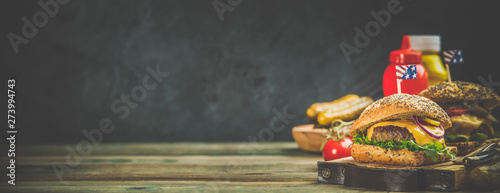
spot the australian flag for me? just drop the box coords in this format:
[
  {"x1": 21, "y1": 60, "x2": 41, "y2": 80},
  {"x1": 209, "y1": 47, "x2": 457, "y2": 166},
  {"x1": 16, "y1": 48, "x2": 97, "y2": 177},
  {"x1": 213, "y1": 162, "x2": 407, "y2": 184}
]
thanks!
[
  {"x1": 443, "y1": 49, "x2": 464, "y2": 65},
  {"x1": 396, "y1": 65, "x2": 417, "y2": 80}
]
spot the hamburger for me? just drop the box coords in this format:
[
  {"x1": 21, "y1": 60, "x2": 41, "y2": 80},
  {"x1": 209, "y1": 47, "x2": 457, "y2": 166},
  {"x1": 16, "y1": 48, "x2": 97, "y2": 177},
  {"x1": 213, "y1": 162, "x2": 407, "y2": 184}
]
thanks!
[
  {"x1": 419, "y1": 81, "x2": 500, "y2": 155},
  {"x1": 349, "y1": 94, "x2": 456, "y2": 166}
]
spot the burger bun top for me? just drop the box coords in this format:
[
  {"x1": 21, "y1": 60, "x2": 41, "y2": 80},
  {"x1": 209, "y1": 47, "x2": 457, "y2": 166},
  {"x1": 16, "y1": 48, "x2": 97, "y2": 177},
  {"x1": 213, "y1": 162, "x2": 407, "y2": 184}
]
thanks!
[{"x1": 349, "y1": 94, "x2": 452, "y2": 136}]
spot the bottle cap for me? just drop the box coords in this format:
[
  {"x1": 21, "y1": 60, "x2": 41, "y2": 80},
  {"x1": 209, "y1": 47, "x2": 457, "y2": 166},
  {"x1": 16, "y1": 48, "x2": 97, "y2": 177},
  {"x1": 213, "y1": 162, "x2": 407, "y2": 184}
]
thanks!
[
  {"x1": 408, "y1": 35, "x2": 441, "y2": 51},
  {"x1": 389, "y1": 35, "x2": 422, "y2": 64}
]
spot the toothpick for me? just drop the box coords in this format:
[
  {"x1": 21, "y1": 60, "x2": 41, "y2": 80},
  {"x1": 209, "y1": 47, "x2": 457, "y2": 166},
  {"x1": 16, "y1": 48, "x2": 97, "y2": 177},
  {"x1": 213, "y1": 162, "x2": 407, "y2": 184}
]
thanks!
[
  {"x1": 446, "y1": 63, "x2": 452, "y2": 82},
  {"x1": 397, "y1": 79, "x2": 402, "y2": 94}
]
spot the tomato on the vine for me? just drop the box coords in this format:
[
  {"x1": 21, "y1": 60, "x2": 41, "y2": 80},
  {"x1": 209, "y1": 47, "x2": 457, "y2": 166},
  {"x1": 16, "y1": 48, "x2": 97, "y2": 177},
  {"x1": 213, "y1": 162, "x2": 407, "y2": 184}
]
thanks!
[
  {"x1": 321, "y1": 119, "x2": 355, "y2": 161},
  {"x1": 322, "y1": 137, "x2": 353, "y2": 161}
]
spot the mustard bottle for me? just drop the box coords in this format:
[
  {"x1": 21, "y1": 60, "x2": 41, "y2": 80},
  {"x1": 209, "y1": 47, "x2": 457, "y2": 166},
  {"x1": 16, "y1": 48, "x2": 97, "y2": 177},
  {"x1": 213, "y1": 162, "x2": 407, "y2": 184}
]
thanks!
[{"x1": 409, "y1": 35, "x2": 448, "y2": 87}]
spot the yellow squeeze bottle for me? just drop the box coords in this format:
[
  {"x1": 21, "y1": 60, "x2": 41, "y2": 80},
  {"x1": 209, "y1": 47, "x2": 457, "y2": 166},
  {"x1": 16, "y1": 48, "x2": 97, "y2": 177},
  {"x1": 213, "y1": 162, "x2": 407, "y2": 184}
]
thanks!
[{"x1": 409, "y1": 35, "x2": 448, "y2": 87}]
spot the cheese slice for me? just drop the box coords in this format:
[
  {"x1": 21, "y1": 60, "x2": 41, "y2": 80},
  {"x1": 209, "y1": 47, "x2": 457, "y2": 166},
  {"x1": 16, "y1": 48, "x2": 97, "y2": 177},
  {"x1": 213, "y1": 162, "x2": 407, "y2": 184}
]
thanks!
[
  {"x1": 366, "y1": 119, "x2": 444, "y2": 146},
  {"x1": 446, "y1": 114, "x2": 484, "y2": 137}
]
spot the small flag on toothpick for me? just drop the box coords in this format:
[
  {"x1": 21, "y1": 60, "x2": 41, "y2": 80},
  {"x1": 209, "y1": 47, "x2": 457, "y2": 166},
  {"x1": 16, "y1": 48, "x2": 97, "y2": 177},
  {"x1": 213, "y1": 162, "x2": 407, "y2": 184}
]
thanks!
[
  {"x1": 395, "y1": 65, "x2": 417, "y2": 94},
  {"x1": 396, "y1": 65, "x2": 418, "y2": 80},
  {"x1": 443, "y1": 49, "x2": 464, "y2": 82},
  {"x1": 443, "y1": 49, "x2": 464, "y2": 65}
]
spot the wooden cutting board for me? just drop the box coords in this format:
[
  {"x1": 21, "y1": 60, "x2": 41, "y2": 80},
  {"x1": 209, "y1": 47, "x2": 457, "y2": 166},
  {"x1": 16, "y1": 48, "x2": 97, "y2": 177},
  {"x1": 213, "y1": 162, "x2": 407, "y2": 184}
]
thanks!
[{"x1": 317, "y1": 157, "x2": 469, "y2": 192}]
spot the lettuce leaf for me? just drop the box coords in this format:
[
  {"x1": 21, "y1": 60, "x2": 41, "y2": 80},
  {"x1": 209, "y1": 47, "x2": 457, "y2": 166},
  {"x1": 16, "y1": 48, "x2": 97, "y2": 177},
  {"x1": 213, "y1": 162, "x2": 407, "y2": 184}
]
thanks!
[{"x1": 352, "y1": 134, "x2": 455, "y2": 162}]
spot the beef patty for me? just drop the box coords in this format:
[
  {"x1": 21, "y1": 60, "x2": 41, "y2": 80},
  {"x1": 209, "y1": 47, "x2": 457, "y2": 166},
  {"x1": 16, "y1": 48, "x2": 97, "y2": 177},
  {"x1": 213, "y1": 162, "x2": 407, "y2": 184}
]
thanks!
[{"x1": 370, "y1": 125, "x2": 415, "y2": 143}]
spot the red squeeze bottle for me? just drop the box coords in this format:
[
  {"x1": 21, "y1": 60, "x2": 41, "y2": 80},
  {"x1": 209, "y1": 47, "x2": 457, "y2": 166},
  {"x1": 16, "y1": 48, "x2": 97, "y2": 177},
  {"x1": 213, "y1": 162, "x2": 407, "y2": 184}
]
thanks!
[{"x1": 383, "y1": 35, "x2": 428, "y2": 96}]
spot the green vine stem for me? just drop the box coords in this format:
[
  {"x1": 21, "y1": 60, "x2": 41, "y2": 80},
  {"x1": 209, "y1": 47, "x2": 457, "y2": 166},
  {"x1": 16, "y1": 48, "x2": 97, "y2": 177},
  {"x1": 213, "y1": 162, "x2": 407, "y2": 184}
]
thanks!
[{"x1": 320, "y1": 119, "x2": 356, "y2": 151}]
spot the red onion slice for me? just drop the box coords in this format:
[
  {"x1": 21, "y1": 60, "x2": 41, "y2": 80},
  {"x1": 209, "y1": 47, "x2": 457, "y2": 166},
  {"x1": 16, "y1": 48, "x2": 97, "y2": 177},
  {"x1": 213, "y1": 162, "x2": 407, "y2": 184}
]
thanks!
[{"x1": 412, "y1": 116, "x2": 444, "y2": 139}]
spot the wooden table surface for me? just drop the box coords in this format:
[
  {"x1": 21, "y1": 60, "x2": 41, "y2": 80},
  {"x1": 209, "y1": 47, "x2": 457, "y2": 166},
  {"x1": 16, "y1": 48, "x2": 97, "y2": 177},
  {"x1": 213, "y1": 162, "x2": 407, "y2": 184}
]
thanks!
[{"x1": 0, "y1": 142, "x2": 492, "y2": 193}]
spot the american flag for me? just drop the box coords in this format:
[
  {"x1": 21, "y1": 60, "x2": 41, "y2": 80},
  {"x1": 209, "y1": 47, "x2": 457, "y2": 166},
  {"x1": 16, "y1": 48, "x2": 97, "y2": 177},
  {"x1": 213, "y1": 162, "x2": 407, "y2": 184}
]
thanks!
[
  {"x1": 443, "y1": 49, "x2": 464, "y2": 65},
  {"x1": 396, "y1": 65, "x2": 417, "y2": 80}
]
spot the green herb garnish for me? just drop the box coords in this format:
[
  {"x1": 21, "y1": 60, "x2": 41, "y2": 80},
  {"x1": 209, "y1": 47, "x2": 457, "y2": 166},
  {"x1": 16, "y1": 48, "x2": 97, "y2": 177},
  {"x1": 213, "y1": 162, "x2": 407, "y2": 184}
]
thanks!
[{"x1": 352, "y1": 134, "x2": 455, "y2": 162}]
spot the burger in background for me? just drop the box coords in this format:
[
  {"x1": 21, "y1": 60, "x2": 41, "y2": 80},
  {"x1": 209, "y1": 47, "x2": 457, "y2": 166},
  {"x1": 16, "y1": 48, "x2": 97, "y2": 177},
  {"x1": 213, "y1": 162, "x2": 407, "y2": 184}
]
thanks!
[{"x1": 419, "y1": 81, "x2": 500, "y2": 155}]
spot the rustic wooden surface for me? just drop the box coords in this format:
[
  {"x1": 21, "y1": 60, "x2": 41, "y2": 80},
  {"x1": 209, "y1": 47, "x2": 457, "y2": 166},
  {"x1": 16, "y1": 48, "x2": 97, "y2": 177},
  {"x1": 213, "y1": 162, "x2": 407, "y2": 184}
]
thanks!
[{"x1": 0, "y1": 142, "x2": 495, "y2": 193}]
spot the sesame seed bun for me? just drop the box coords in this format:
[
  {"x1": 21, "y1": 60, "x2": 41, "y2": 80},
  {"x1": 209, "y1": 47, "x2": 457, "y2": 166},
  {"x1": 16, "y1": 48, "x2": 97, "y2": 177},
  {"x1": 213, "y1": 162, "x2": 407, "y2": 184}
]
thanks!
[
  {"x1": 419, "y1": 81, "x2": 500, "y2": 110},
  {"x1": 350, "y1": 144, "x2": 457, "y2": 166},
  {"x1": 348, "y1": 94, "x2": 452, "y2": 136}
]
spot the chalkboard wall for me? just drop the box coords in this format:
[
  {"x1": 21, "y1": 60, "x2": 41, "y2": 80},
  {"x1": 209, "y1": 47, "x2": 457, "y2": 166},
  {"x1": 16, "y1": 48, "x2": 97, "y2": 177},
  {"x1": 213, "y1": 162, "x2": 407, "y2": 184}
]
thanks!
[{"x1": 2, "y1": 0, "x2": 499, "y2": 143}]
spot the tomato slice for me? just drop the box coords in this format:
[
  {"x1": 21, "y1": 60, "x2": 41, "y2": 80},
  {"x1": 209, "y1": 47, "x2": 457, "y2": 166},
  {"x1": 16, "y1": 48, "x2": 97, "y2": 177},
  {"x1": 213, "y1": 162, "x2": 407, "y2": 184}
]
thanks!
[{"x1": 445, "y1": 109, "x2": 468, "y2": 116}]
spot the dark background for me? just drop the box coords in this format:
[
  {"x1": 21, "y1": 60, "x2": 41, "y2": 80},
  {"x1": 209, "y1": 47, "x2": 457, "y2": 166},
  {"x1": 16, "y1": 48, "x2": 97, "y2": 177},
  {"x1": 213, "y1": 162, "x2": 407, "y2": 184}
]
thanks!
[{"x1": 1, "y1": 0, "x2": 499, "y2": 144}]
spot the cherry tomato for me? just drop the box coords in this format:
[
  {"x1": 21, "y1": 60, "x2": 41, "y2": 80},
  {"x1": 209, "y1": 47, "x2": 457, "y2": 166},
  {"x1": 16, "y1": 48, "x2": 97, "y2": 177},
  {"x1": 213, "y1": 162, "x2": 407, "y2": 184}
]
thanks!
[
  {"x1": 445, "y1": 109, "x2": 468, "y2": 116},
  {"x1": 322, "y1": 137, "x2": 353, "y2": 161}
]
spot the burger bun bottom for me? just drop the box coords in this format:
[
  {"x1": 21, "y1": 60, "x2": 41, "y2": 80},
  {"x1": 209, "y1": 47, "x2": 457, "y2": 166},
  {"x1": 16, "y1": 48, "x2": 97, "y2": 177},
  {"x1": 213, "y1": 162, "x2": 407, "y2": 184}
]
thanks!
[{"x1": 351, "y1": 144, "x2": 457, "y2": 167}]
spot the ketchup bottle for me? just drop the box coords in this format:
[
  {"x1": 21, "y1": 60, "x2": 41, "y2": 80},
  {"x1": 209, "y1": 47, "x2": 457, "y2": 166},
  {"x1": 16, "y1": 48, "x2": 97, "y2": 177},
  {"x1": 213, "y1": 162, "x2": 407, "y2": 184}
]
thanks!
[{"x1": 383, "y1": 35, "x2": 428, "y2": 96}]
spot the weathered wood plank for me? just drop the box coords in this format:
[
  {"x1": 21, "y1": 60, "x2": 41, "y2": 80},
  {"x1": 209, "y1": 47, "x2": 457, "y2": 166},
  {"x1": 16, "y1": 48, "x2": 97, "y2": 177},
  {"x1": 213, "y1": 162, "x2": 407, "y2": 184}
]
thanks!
[
  {"x1": 12, "y1": 155, "x2": 320, "y2": 165},
  {"x1": 15, "y1": 163, "x2": 317, "y2": 181},
  {"x1": 9, "y1": 155, "x2": 319, "y2": 182},
  {"x1": 1, "y1": 180, "x2": 487, "y2": 193},
  {"x1": 0, "y1": 180, "x2": 397, "y2": 193},
  {"x1": 18, "y1": 142, "x2": 318, "y2": 156}
]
